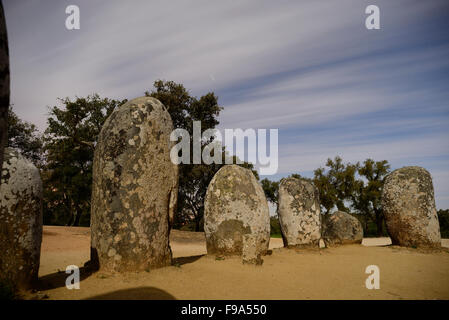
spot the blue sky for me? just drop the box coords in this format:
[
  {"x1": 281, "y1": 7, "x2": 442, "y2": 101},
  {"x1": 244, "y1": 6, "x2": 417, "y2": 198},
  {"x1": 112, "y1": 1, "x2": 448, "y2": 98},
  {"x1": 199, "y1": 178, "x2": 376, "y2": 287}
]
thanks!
[{"x1": 3, "y1": 0, "x2": 449, "y2": 208}]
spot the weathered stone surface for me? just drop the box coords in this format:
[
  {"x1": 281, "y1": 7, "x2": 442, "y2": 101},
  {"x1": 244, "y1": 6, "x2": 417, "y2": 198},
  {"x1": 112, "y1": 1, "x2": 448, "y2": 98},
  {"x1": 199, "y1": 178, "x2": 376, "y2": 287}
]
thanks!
[
  {"x1": 0, "y1": 148, "x2": 43, "y2": 290},
  {"x1": 382, "y1": 166, "x2": 440, "y2": 248},
  {"x1": 90, "y1": 96, "x2": 178, "y2": 272},
  {"x1": 204, "y1": 165, "x2": 270, "y2": 264},
  {"x1": 0, "y1": 3, "x2": 10, "y2": 177},
  {"x1": 278, "y1": 177, "x2": 321, "y2": 247},
  {"x1": 322, "y1": 211, "x2": 363, "y2": 246}
]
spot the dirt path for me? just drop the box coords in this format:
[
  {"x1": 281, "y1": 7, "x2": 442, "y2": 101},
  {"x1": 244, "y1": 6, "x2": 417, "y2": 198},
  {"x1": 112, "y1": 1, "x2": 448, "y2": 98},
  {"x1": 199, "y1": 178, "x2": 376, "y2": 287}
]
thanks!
[{"x1": 30, "y1": 226, "x2": 449, "y2": 300}]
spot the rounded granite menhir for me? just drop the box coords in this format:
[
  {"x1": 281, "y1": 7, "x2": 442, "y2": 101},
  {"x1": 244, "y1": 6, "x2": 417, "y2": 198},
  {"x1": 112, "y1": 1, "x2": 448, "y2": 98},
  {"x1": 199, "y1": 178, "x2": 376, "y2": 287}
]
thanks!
[
  {"x1": 90, "y1": 96, "x2": 178, "y2": 272},
  {"x1": 278, "y1": 177, "x2": 321, "y2": 247},
  {"x1": 0, "y1": 148, "x2": 43, "y2": 290},
  {"x1": 204, "y1": 165, "x2": 270, "y2": 264},
  {"x1": 382, "y1": 166, "x2": 440, "y2": 248},
  {"x1": 322, "y1": 211, "x2": 363, "y2": 246}
]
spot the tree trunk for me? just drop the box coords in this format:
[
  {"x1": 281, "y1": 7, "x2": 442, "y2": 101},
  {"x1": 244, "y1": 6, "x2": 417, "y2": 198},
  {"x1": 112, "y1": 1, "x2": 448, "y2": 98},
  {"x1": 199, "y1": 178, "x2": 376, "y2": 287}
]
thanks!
[
  {"x1": 73, "y1": 209, "x2": 81, "y2": 226},
  {"x1": 374, "y1": 209, "x2": 383, "y2": 237},
  {"x1": 364, "y1": 216, "x2": 369, "y2": 234},
  {"x1": 66, "y1": 212, "x2": 74, "y2": 226},
  {"x1": 194, "y1": 218, "x2": 200, "y2": 232}
]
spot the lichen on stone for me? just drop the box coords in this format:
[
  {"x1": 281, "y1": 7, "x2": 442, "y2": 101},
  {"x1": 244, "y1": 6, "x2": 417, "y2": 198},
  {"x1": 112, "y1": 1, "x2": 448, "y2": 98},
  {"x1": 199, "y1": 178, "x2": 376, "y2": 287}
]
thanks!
[
  {"x1": 0, "y1": 148, "x2": 43, "y2": 290},
  {"x1": 204, "y1": 165, "x2": 270, "y2": 264},
  {"x1": 322, "y1": 211, "x2": 363, "y2": 246},
  {"x1": 90, "y1": 97, "x2": 178, "y2": 272},
  {"x1": 382, "y1": 166, "x2": 440, "y2": 248},
  {"x1": 278, "y1": 177, "x2": 321, "y2": 247}
]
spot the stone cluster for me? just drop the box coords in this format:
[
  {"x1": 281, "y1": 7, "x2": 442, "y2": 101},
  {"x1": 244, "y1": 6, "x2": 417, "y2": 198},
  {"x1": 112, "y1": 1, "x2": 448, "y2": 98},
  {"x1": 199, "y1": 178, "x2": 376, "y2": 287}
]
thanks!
[{"x1": 0, "y1": 95, "x2": 443, "y2": 293}]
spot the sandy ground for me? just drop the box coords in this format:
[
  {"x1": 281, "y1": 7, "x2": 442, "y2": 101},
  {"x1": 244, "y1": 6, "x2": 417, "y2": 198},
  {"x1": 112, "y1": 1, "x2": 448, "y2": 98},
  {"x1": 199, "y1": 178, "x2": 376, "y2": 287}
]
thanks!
[{"x1": 27, "y1": 226, "x2": 449, "y2": 300}]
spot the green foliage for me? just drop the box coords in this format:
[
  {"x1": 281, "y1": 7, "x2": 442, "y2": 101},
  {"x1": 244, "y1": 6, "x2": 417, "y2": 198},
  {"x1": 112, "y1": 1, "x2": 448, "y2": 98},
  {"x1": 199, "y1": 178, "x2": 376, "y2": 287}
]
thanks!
[
  {"x1": 261, "y1": 156, "x2": 391, "y2": 237},
  {"x1": 310, "y1": 156, "x2": 390, "y2": 236},
  {"x1": 38, "y1": 81, "x2": 258, "y2": 229},
  {"x1": 261, "y1": 174, "x2": 302, "y2": 208},
  {"x1": 313, "y1": 156, "x2": 359, "y2": 213},
  {"x1": 352, "y1": 159, "x2": 390, "y2": 236},
  {"x1": 353, "y1": 213, "x2": 389, "y2": 237},
  {"x1": 147, "y1": 81, "x2": 222, "y2": 231},
  {"x1": 146, "y1": 80, "x2": 222, "y2": 133},
  {"x1": 270, "y1": 216, "x2": 282, "y2": 236},
  {"x1": 261, "y1": 178, "x2": 279, "y2": 206},
  {"x1": 42, "y1": 94, "x2": 126, "y2": 226},
  {"x1": 438, "y1": 209, "x2": 449, "y2": 238},
  {"x1": 147, "y1": 80, "x2": 257, "y2": 231},
  {"x1": 7, "y1": 107, "x2": 43, "y2": 166}
]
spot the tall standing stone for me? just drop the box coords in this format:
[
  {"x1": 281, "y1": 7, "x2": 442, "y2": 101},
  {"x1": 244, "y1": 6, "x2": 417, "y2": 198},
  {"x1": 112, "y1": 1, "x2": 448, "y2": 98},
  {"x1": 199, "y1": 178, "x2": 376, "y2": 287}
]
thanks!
[
  {"x1": 0, "y1": 148, "x2": 43, "y2": 290},
  {"x1": 322, "y1": 211, "x2": 363, "y2": 246},
  {"x1": 204, "y1": 165, "x2": 270, "y2": 264},
  {"x1": 382, "y1": 166, "x2": 440, "y2": 248},
  {"x1": 0, "y1": 2, "x2": 10, "y2": 177},
  {"x1": 278, "y1": 177, "x2": 321, "y2": 247},
  {"x1": 90, "y1": 97, "x2": 178, "y2": 272}
]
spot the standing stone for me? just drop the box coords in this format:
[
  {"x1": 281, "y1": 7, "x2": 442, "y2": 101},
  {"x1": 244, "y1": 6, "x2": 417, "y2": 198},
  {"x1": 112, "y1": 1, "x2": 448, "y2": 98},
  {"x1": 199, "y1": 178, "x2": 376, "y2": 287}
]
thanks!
[
  {"x1": 278, "y1": 177, "x2": 321, "y2": 247},
  {"x1": 90, "y1": 97, "x2": 178, "y2": 272},
  {"x1": 322, "y1": 211, "x2": 363, "y2": 246},
  {"x1": 0, "y1": 148, "x2": 43, "y2": 290},
  {"x1": 204, "y1": 165, "x2": 270, "y2": 264},
  {"x1": 0, "y1": 3, "x2": 10, "y2": 177},
  {"x1": 382, "y1": 166, "x2": 440, "y2": 248}
]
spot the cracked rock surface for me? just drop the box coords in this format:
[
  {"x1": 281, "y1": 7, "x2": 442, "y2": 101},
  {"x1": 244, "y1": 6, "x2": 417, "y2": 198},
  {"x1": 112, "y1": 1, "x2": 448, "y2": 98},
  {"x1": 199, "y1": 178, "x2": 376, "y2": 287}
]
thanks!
[
  {"x1": 90, "y1": 97, "x2": 178, "y2": 272},
  {"x1": 278, "y1": 177, "x2": 321, "y2": 247},
  {"x1": 382, "y1": 166, "x2": 440, "y2": 248},
  {"x1": 0, "y1": 148, "x2": 42, "y2": 290},
  {"x1": 204, "y1": 165, "x2": 270, "y2": 264}
]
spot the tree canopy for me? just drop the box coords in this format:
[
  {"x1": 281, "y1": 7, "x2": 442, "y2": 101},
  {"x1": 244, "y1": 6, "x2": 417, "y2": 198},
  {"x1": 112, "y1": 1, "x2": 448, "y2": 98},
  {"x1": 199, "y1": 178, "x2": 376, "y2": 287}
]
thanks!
[
  {"x1": 42, "y1": 94, "x2": 126, "y2": 226},
  {"x1": 7, "y1": 107, "x2": 43, "y2": 166},
  {"x1": 146, "y1": 80, "x2": 258, "y2": 231}
]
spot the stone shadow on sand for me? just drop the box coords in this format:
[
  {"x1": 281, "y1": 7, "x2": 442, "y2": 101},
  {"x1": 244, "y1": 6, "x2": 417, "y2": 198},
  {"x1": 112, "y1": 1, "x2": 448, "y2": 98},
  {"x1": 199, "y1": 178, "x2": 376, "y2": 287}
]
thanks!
[
  {"x1": 35, "y1": 255, "x2": 204, "y2": 291},
  {"x1": 85, "y1": 287, "x2": 176, "y2": 300},
  {"x1": 35, "y1": 265, "x2": 94, "y2": 291},
  {"x1": 172, "y1": 254, "x2": 204, "y2": 266}
]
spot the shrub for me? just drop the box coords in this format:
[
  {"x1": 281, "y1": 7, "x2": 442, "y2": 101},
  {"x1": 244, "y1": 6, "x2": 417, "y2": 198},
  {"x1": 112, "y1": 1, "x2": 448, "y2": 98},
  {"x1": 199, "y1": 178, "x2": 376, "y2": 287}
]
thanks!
[{"x1": 270, "y1": 216, "x2": 282, "y2": 237}]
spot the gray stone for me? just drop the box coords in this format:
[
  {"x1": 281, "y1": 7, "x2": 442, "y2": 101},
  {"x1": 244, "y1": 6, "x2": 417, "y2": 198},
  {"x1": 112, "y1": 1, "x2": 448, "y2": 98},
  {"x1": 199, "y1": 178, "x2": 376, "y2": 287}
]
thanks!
[
  {"x1": 0, "y1": 3, "x2": 10, "y2": 177},
  {"x1": 382, "y1": 166, "x2": 440, "y2": 248},
  {"x1": 90, "y1": 97, "x2": 178, "y2": 272},
  {"x1": 0, "y1": 148, "x2": 43, "y2": 290},
  {"x1": 204, "y1": 165, "x2": 270, "y2": 264},
  {"x1": 278, "y1": 177, "x2": 321, "y2": 247},
  {"x1": 322, "y1": 211, "x2": 363, "y2": 246}
]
